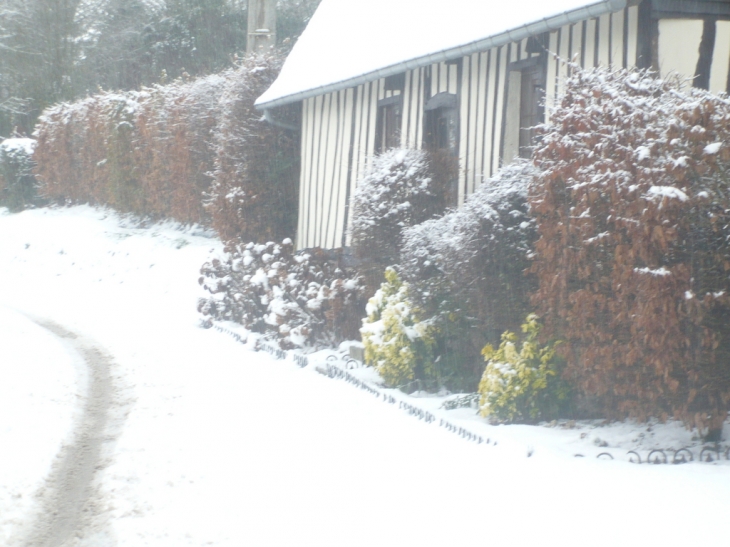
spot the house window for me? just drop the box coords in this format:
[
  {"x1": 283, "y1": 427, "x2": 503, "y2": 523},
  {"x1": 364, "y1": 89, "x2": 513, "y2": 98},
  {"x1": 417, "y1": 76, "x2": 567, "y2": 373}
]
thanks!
[
  {"x1": 502, "y1": 56, "x2": 546, "y2": 162},
  {"x1": 375, "y1": 95, "x2": 402, "y2": 153},
  {"x1": 423, "y1": 92, "x2": 459, "y2": 156},
  {"x1": 423, "y1": 92, "x2": 459, "y2": 207},
  {"x1": 518, "y1": 61, "x2": 545, "y2": 157},
  {"x1": 384, "y1": 73, "x2": 406, "y2": 92}
]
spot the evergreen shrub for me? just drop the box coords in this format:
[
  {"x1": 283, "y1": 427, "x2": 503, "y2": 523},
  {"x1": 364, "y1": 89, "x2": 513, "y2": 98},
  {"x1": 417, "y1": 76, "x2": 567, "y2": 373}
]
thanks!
[
  {"x1": 349, "y1": 148, "x2": 448, "y2": 293},
  {"x1": 360, "y1": 268, "x2": 437, "y2": 388},
  {"x1": 478, "y1": 314, "x2": 570, "y2": 423},
  {"x1": 0, "y1": 138, "x2": 40, "y2": 212},
  {"x1": 531, "y1": 66, "x2": 730, "y2": 435},
  {"x1": 198, "y1": 239, "x2": 366, "y2": 349},
  {"x1": 399, "y1": 161, "x2": 538, "y2": 390}
]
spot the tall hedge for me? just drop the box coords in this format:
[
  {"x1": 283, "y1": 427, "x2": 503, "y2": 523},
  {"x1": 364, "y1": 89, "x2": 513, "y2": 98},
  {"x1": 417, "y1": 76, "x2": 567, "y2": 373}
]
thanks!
[
  {"x1": 530, "y1": 67, "x2": 730, "y2": 434},
  {"x1": 134, "y1": 74, "x2": 226, "y2": 222},
  {"x1": 33, "y1": 54, "x2": 298, "y2": 239},
  {"x1": 207, "y1": 56, "x2": 300, "y2": 242},
  {"x1": 34, "y1": 76, "x2": 226, "y2": 221}
]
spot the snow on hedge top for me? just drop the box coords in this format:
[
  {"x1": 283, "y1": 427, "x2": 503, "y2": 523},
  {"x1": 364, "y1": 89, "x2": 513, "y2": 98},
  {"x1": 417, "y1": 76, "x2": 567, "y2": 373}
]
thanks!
[
  {"x1": 0, "y1": 138, "x2": 35, "y2": 156},
  {"x1": 257, "y1": 0, "x2": 619, "y2": 107}
]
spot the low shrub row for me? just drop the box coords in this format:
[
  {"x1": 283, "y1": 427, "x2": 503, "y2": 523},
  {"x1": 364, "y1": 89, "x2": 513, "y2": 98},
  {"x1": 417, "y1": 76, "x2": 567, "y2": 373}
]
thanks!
[
  {"x1": 191, "y1": 65, "x2": 729, "y2": 437},
  {"x1": 198, "y1": 239, "x2": 366, "y2": 349}
]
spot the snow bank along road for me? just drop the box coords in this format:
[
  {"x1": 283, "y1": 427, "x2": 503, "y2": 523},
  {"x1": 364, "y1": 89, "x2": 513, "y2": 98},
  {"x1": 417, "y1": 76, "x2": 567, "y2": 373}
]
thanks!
[{"x1": 1, "y1": 206, "x2": 729, "y2": 547}]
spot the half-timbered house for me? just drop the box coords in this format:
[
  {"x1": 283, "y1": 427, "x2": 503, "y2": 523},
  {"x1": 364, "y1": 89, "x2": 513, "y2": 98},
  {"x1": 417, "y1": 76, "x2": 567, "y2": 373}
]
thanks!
[{"x1": 256, "y1": 0, "x2": 730, "y2": 250}]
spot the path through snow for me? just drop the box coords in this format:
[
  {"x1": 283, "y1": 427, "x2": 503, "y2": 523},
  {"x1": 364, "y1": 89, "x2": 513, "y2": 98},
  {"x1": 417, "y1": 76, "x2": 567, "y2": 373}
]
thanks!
[{"x1": 21, "y1": 320, "x2": 119, "y2": 547}]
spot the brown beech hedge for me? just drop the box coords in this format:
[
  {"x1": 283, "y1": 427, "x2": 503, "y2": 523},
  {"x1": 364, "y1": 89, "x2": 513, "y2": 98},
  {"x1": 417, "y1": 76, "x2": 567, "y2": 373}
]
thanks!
[
  {"x1": 530, "y1": 67, "x2": 730, "y2": 435},
  {"x1": 33, "y1": 54, "x2": 298, "y2": 241},
  {"x1": 34, "y1": 75, "x2": 224, "y2": 221}
]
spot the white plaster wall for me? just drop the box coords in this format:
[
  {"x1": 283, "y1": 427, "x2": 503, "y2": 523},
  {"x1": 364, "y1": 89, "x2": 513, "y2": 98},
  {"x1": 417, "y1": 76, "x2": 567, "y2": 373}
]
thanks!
[
  {"x1": 658, "y1": 19, "x2": 704, "y2": 86},
  {"x1": 710, "y1": 21, "x2": 730, "y2": 94},
  {"x1": 502, "y1": 70, "x2": 522, "y2": 164}
]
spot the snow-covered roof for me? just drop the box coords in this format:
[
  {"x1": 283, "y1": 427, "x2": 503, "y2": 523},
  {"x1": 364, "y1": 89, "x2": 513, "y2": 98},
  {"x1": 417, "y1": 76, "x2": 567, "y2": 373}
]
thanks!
[{"x1": 256, "y1": 0, "x2": 626, "y2": 109}]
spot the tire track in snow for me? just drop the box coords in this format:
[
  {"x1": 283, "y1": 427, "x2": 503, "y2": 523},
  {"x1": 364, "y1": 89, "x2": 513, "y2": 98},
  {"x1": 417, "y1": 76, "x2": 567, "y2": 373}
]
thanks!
[{"x1": 22, "y1": 321, "x2": 117, "y2": 547}]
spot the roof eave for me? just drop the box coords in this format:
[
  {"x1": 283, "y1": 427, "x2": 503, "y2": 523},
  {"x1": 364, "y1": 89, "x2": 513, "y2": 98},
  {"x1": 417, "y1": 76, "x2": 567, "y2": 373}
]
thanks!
[{"x1": 255, "y1": 0, "x2": 627, "y2": 110}]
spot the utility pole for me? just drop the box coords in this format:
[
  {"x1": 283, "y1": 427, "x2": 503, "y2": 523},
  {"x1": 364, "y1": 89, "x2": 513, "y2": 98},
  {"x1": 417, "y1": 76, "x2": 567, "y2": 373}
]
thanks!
[{"x1": 247, "y1": 0, "x2": 277, "y2": 54}]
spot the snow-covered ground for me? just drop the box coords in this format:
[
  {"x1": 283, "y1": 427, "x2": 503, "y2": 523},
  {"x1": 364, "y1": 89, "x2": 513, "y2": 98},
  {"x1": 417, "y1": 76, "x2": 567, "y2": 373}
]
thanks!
[
  {"x1": 0, "y1": 307, "x2": 86, "y2": 545},
  {"x1": 1, "y1": 205, "x2": 729, "y2": 546}
]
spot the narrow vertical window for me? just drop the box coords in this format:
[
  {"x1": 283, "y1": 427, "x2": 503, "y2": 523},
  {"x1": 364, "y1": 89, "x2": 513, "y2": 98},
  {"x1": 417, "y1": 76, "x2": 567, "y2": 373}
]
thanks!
[
  {"x1": 502, "y1": 55, "x2": 546, "y2": 163},
  {"x1": 518, "y1": 61, "x2": 545, "y2": 158},
  {"x1": 375, "y1": 96, "x2": 402, "y2": 153},
  {"x1": 423, "y1": 92, "x2": 459, "y2": 156},
  {"x1": 423, "y1": 92, "x2": 459, "y2": 206}
]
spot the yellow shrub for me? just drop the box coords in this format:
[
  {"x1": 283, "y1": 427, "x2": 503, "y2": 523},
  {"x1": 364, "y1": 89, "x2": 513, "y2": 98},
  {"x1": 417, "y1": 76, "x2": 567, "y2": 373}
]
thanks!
[
  {"x1": 361, "y1": 268, "x2": 437, "y2": 388},
  {"x1": 478, "y1": 314, "x2": 569, "y2": 423}
]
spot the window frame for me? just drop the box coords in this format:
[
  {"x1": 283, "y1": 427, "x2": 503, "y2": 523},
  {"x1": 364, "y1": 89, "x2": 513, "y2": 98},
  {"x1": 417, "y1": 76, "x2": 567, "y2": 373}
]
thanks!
[
  {"x1": 423, "y1": 91, "x2": 459, "y2": 157},
  {"x1": 375, "y1": 94, "x2": 403, "y2": 154},
  {"x1": 501, "y1": 54, "x2": 547, "y2": 163}
]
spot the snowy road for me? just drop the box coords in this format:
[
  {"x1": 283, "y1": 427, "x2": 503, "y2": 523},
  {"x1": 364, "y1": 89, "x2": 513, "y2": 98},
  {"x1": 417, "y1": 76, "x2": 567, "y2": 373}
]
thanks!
[
  {"x1": 1, "y1": 206, "x2": 729, "y2": 547},
  {"x1": 0, "y1": 309, "x2": 86, "y2": 546},
  {"x1": 21, "y1": 320, "x2": 117, "y2": 547}
]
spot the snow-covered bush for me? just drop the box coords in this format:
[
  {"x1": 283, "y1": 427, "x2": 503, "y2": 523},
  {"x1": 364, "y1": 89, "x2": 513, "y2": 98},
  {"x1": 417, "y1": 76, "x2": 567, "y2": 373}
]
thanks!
[
  {"x1": 198, "y1": 239, "x2": 366, "y2": 349},
  {"x1": 479, "y1": 314, "x2": 569, "y2": 423},
  {"x1": 399, "y1": 161, "x2": 538, "y2": 390},
  {"x1": 207, "y1": 54, "x2": 299, "y2": 242},
  {"x1": 531, "y1": 66, "x2": 730, "y2": 435},
  {"x1": 360, "y1": 268, "x2": 437, "y2": 388},
  {"x1": 0, "y1": 138, "x2": 39, "y2": 212},
  {"x1": 350, "y1": 148, "x2": 447, "y2": 291}
]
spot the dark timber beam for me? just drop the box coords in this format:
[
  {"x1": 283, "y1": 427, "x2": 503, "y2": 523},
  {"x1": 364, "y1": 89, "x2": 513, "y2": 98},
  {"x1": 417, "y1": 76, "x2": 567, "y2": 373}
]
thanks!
[
  {"x1": 694, "y1": 17, "x2": 718, "y2": 90},
  {"x1": 636, "y1": 0, "x2": 659, "y2": 70}
]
